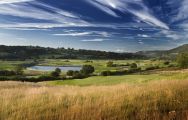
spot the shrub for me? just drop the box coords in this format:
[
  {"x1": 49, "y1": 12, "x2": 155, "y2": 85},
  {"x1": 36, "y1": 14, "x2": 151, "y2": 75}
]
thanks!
[
  {"x1": 84, "y1": 60, "x2": 93, "y2": 63},
  {"x1": 72, "y1": 71, "x2": 85, "y2": 79},
  {"x1": 38, "y1": 75, "x2": 57, "y2": 81},
  {"x1": 164, "y1": 61, "x2": 170, "y2": 65},
  {"x1": 51, "y1": 68, "x2": 61, "y2": 78},
  {"x1": 101, "y1": 71, "x2": 112, "y2": 76},
  {"x1": 67, "y1": 70, "x2": 87, "y2": 79},
  {"x1": 100, "y1": 68, "x2": 142, "y2": 76},
  {"x1": 80, "y1": 65, "x2": 95, "y2": 75},
  {"x1": 130, "y1": 63, "x2": 137, "y2": 69},
  {"x1": 106, "y1": 61, "x2": 114, "y2": 67},
  {"x1": 15, "y1": 65, "x2": 24, "y2": 75},
  {"x1": 127, "y1": 67, "x2": 141, "y2": 73},
  {"x1": 64, "y1": 60, "x2": 70, "y2": 62},
  {"x1": 145, "y1": 66, "x2": 159, "y2": 71},
  {"x1": 0, "y1": 70, "x2": 17, "y2": 76},
  {"x1": 67, "y1": 70, "x2": 74, "y2": 76},
  {"x1": 177, "y1": 53, "x2": 188, "y2": 68},
  {"x1": 55, "y1": 68, "x2": 61, "y2": 74}
]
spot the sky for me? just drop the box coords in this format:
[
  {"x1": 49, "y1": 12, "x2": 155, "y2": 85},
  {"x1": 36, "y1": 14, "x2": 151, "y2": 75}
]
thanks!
[{"x1": 0, "y1": 0, "x2": 188, "y2": 52}]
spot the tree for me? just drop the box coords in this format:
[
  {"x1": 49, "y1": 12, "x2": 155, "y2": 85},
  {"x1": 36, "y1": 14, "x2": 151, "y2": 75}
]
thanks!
[
  {"x1": 55, "y1": 68, "x2": 61, "y2": 74},
  {"x1": 80, "y1": 65, "x2": 95, "y2": 75},
  {"x1": 130, "y1": 63, "x2": 137, "y2": 69},
  {"x1": 51, "y1": 68, "x2": 61, "y2": 77},
  {"x1": 177, "y1": 53, "x2": 188, "y2": 68},
  {"x1": 101, "y1": 71, "x2": 111, "y2": 76},
  {"x1": 67, "y1": 70, "x2": 74, "y2": 76},
  {"x1": 106, "y1": 61, "x2": 114, "y2": 67},
  {"x1": 15, "y1": 65, "x2": 24, "y2": 75},
  {"x1": 164, "y1": 61, "x2": 170, "y2": 65}
]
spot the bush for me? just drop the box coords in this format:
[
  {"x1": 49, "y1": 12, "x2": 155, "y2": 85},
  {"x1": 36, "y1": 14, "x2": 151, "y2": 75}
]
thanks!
[
  {"x1": 130, "y1": 63, "x2": 137, "y2": 69},
  {"x1": 67, "y1": 70, "x2": 74, "y2": 76},
  {"x1": 80, "y1": 65, "x2": 95, "y2": 75},
  {"x1": 55, "y1": 68, "x2": 61, "y2": 74},
  {"x1": 73, "y1": 72, "x2": 85, "y2": 79},
  {"x1": 15, "y1": 65, "x2": 24, "y2": 75},
  {"x1": 164, "y1": 61, "x2": 170, "y2": 65},
  {"x1": 51, "y1": 68, "x2": 61, "y2": 77},
  {"x1": 145, "y1": 66, "x2": 159, "y2": 71},
  {"x1": 38, "y1": 75, "x2": 57, "y2": 81},
  {"x1": 106, "y1": 61, "x2": 114, "y2": 67},
  {"x1": 64, "y1": 60, "x2": 70, "y2": 62},
  {"x1": 100, "y1": 68, "x2": 142, "y2": 76},
  {"x1": 0, "y1": 75, "x2": 62, "y2": 82},
  {"x1": 101, "y1": 71, "x2": 112, "y2": 76},
  {"x1": 66, "y1": 70, "x2": 86, "y2": 79},
  {"x1": 177, "y1": 53, "x2": 188, "y2": 68},
  {"x1": 84, "y1": 60, "x2": 93, "y2": 63},
  {"x1": 127, "y1": 68, "x2": 141, "y2": 73},
  {"x1": 0, "y1": 70, "x2": 17, "y2": 76}
]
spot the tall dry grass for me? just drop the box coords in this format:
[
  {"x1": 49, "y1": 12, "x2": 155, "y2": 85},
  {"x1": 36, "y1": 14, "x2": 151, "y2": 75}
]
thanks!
[{"x1": 0, "y1": 80, "x2": 188, "y2": 120}]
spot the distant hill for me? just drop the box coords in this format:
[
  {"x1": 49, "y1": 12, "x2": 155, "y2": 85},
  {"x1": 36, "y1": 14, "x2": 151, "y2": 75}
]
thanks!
[
  {"x1": 137, "y1": 44, "x2": 188, "y2": 59},
  {"x1": 1, "y1": 44, "x2": 187, "y2": 60},
  {"x1": 0, "y1": 45, "x2": 145, "y2": 60},
  {"x1": 168, "y1": 44, "x2": 188, "y2": 53}
]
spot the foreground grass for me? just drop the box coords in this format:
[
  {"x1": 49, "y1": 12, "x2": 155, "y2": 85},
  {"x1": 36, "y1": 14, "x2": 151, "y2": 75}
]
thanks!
[
  {"x1": 0, "y1": 80, "x2": 188, "y2": 120},
  {"x1": 48, "y1": 70, "x2": 188, "y2": 86}
]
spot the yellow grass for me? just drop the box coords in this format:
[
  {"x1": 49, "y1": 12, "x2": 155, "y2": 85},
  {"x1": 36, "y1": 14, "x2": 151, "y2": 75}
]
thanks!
[{"x1": 0, "y1": 80, "x2": 188, "y2": 120}]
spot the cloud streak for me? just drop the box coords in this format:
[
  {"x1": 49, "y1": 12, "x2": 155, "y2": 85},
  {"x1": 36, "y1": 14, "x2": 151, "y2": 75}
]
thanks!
[
  {"x1": 0, "y1": 0, "x2": 33, "y2": 4},
  {"x1": 81, "y1": 39, "x2": 106, "y2": 42},
  {"x1": 53, "y1": 31, "x2": 111, "y2": 37},
  {"x1": 86, "y1": 0, "x2": 169, "y2": 29},
  {"x1": 0, "y1": 1, "x2": 89, "y2": 29}
]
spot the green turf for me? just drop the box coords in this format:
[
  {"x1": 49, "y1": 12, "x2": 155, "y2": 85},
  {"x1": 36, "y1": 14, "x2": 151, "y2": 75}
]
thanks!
[
  {"x1": 48, "y1": 71, "x2": 188, "y2": 86},
  {"x1": 0, "y1": 61, "x2": 26, "y2": 70},
  {"x1": 40, "y1": 59, "x2": 173, "y2": 73}
]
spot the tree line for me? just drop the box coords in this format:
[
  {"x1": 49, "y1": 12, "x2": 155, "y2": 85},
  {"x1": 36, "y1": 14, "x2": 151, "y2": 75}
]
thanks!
[{"x1": 0, "y1": 45, "x2": 146, "y2": 60}]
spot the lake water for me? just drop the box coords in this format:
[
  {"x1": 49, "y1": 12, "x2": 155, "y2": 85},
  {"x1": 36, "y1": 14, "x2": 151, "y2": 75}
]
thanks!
[{"x1": 27, "y1": 66, "x2": 82, "y2": 71}]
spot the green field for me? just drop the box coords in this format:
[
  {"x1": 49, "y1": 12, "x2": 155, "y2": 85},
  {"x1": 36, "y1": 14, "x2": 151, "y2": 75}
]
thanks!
[
  {"x1": 0, "y1": 59, "x2": 187, "y2": 120},
  {"x1": 47, "y1": 70, "x2": 188, "y2": 86},
  {"x1": 0, "y1": 59, "x2": 177, "y2": 79},
  {"x1": 0, "y1": 61, "x2": 25, "y2": 70},
  {"x1": 40, "y1": 59, "x2": 170, "y2": 73}
]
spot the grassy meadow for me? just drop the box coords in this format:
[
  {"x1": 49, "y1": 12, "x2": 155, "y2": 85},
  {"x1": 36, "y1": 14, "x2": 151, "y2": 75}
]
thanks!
[
  {"x1": 0, "y1": 59, "x2": 188, "y2": 120},
  {"x1": 48, "y1": 70, "x2": 188, "y2": 86},
  {"x1": 0, "y1": 80, "x2": 188, "y2": 120}
]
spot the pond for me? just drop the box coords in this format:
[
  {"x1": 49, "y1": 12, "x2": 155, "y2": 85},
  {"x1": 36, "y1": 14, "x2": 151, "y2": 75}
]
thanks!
[{"x1": 27, "y1": 66, "x2": 82, "y2": 72}]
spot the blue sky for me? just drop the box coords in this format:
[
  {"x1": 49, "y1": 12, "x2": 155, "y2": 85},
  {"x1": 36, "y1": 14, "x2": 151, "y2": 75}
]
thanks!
[{"x1": 0, "y1": 0, "x2": 188, "y2": 52}]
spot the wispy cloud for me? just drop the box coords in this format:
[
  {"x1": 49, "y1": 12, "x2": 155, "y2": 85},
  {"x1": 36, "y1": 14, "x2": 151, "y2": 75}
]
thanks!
[
  {"x1": 86, "y1": 0, "x2": 119, "y2": 17},
  {"x1": 86, "y1": 0, "x2": 169, "y2": 29},
  {"x1": 54, "y1": 32, "x2": 92, "y2": 37},
  {"x1": 160, "y1": 30, "x2": 182, "y2": 40},
  {"x1": 81, "y1": 39, "x2": 106, "y2": 42},
  {"x1": 53, "y1": 31, "x2": 111, "y2": 37},
  {"x1": 171, "y1": 0, "x2": 188, "y2": 23},
  {"x1": 0, "y1": 0, "x2": 33, "y2": 4},
  {"x1": 0, "y1": 0, "x2": 170, "y2": 31},
  {"x1": 137, "y1": 34, "x2": 149, "y2": 38},
  {"x1": 0, "y1": 1, "x2": 89, "y2": 29}
]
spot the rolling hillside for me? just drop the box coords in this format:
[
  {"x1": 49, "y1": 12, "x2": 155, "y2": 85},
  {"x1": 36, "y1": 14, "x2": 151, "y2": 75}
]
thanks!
[
  {"x1": 0, "y1": 45, "x2": 145, "y2": 60},
  {"x1": 137, "y1": 44, "x2": 188, "y2": 58}
]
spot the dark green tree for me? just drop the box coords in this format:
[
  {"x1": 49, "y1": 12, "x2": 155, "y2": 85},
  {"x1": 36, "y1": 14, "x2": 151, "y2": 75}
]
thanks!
[
  {"x1": 51, "y1": 68, "x2": 61, "y2": 77},
  {"x1": 130, "y1": 63, "x2": 137, "y2": 69},
  {"x1": 67, "y1": 70, "x2": 74, "y2": 76},
  {"x1": 177, "y1": 53, "x2": 188, "y2": 68},
  {"x1": 80, "y1": 65, "x2": 95, "y2": 75},
  {"x1": 106, "y1": 61, "x2": 114, "y2": 67}
]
